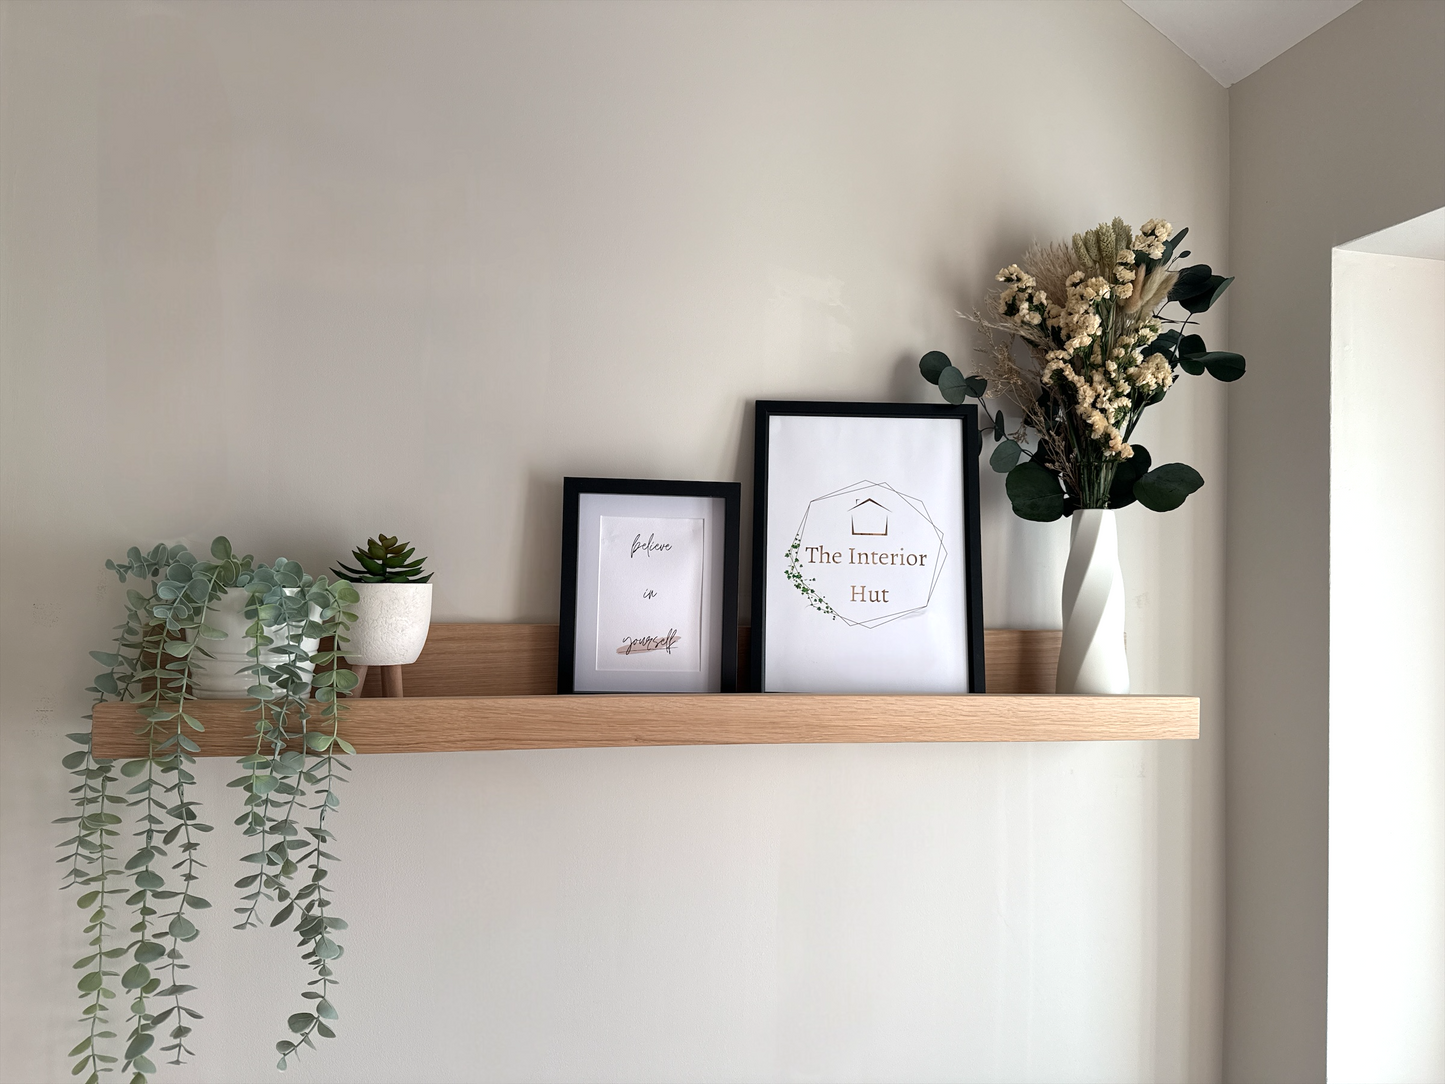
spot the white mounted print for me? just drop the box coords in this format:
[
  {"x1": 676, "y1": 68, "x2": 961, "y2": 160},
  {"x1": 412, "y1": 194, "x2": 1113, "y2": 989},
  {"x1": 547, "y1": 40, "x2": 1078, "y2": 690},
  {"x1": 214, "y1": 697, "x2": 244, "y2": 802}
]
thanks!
[
  {"x1": 595, "y1": 515, "x2": 704, "y2": 672},
  {"x1": 752, "y1": 403, "x2": 985, "y2": 694}
]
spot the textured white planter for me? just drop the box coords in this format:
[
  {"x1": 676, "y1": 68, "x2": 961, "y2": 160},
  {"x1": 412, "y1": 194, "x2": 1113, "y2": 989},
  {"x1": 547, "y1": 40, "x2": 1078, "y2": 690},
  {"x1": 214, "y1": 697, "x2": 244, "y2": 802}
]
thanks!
[
  {"x1": 188, "y1": 587, "x2": 319, "y2": 699},
  {"x1": 1056, "y1": 509, "x2": 1130, "y2": 695},
  {"x1": 343, "y1": 582, "x2": 432, "y2": 666}
]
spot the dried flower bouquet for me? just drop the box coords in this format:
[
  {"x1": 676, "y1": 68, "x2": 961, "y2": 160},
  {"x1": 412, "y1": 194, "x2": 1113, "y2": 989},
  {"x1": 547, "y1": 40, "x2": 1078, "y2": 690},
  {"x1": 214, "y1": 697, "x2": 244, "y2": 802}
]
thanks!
[{"x1": 920, "y1": 218, "x2": 1244, "y2": 520}]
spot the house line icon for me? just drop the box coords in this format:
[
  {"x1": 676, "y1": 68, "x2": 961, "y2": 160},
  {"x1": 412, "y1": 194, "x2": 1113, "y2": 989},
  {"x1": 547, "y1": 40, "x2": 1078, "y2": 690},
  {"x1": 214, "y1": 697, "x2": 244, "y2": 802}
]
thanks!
[{"x1": 850, "y1": 497, "x2": 889, "y2": 536}]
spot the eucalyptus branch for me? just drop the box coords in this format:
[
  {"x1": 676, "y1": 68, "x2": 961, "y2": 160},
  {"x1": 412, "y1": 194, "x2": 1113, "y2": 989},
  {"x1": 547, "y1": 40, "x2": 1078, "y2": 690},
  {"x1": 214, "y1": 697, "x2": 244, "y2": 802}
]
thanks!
[{"x1": 274, "y1": 577, "x2": 358, "y2": 1072}]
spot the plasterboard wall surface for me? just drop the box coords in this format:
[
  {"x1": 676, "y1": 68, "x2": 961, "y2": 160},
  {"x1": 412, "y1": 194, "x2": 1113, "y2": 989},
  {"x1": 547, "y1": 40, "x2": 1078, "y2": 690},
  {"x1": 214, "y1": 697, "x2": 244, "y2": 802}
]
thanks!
[
  {"x1": 0, "y1": 2, "x2": 1227, "y2": 1081},
  {"x1": 1225, "y1": 1, "x2": 1445, "y2": 1080}
]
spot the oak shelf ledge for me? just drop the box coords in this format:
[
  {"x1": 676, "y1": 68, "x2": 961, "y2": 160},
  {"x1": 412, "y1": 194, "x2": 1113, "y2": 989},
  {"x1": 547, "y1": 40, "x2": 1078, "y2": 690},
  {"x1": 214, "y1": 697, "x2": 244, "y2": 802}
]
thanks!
[
  {"x1": 90, "y1": 623, "x2": 1198, "y2": 756},
  {"x1": 91, "y1": 692, "x2": 1197, "y2": 757}
]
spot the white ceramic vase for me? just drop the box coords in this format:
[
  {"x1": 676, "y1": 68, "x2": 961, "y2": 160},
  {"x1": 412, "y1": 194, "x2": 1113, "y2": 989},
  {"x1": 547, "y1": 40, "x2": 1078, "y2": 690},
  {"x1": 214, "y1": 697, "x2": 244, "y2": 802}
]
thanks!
[
  {"x1": 187, "y1": 587, "x2": 320, "y2": 699},
  {"x1": 343, "y1": 582, "x2": 433, "y2": 666},
  {"x1": 1056, "y1": 509, "x2": 1130, "y2": 695}
]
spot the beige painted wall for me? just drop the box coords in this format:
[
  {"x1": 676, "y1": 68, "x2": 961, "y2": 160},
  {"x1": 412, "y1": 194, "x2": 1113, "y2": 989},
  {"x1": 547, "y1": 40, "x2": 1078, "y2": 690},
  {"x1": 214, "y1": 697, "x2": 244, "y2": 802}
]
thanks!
[
  {"x1": 1225, "y1": 3, "x2": 1445, "y2": 1081},
  {"x1": 1, "y1": 2, "x2": 1229, "y2": 1081}
]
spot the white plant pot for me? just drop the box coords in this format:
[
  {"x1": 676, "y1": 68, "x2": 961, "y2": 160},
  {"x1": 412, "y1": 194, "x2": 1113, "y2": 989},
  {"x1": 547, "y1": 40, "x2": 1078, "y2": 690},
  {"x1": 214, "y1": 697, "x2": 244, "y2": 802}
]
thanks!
[
  {"x1": 343, "y1": 582, "x2": 432, "y2": 666},
  {"x1": 1056, "y1": 509, "x2": 1130, "y2": 695},
  {"x1": 187, "y1": 586, "x2": 320, "y2": 699}
]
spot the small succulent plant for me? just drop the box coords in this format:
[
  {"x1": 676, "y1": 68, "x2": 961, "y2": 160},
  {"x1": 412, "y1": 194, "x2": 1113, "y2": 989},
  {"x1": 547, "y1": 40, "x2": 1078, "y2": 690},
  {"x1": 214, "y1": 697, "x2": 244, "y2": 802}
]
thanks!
[{"x1": 332, "y1": 534, "x2": 432, "y2": 583}]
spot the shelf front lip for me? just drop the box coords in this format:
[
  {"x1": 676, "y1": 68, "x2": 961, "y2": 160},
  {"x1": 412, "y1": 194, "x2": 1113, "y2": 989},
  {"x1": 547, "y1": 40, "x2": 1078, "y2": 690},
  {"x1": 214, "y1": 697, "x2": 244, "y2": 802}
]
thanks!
[{"x1": 91, "y1": 694, "x2": 1199, "y2": 757}]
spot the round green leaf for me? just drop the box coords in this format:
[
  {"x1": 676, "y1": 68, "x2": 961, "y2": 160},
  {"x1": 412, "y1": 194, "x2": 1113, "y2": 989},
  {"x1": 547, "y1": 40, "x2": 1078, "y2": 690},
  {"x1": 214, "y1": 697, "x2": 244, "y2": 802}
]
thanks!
[
  {"x1": 989, "y1": 438, "x2": 1022, "y2": 474},
  {"x1": 937, "y1": 366, "x2": 969, "y2": 405},
  {"x1": 121, "y1": 963, "x2": 150, "y2": 990},
  {"x1": 210, "y1": 537, "x2": 232, "y2": 561},
  {"x1": 1005, "y1": 459, "x2": 1067, "y2": 522},
  {"x1": 919, "y1": 350, "x2": 950, "y2": 385},
  {"x1": 1202, "y1": 351, "x2": 1246, "y2": 381},
  {"x1": 1134, "y1": 462, "x2": 1205, "y2": 512},
  {"x1": 1180, "y1": 275, "x2": 1234, "y2": 314},
  {"x1": 123, "y1": 1032, "x2": 153, "y2": 1060},
  {"x1": 1108, "y1": 445, "x2": 1152, "y2": 509}
]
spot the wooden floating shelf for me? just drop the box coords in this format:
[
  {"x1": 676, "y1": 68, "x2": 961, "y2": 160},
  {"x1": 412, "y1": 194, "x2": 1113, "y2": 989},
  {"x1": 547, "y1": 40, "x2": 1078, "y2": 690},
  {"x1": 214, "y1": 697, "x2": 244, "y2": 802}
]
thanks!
[{"x1": 91, "y1": 624, "x2": 1199, "y2": 758}]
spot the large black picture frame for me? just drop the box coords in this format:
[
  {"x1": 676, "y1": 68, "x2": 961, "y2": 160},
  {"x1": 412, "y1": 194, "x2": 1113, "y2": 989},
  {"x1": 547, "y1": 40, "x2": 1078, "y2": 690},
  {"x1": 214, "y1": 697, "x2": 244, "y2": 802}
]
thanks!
[
  {"x1": 559, "y1": 477, "x2": 741, "y2": 694},
  {"x1": 750, "y1": 401, "x2": 985, "y2": 693}
]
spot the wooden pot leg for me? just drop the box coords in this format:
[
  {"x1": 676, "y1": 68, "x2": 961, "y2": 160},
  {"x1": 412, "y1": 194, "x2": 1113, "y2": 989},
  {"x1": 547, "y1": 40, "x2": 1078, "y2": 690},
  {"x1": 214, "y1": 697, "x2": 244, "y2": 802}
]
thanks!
[
  {"x1": 348, "y1": 664, "x2": 369, "y2": 697},
  {"x1": 380, "y1": 665, "x2": 404, "y2": 698}
]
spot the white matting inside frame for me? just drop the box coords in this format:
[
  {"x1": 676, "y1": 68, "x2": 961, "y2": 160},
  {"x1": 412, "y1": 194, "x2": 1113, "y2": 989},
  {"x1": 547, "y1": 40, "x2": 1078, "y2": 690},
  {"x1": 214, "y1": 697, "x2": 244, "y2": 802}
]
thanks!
[
  {"x1": 763, "y1": 413, "x2": 970, "y2": 693},
  {"x1": 572, "y1": 491, "x2": 728, "y2": 693}
]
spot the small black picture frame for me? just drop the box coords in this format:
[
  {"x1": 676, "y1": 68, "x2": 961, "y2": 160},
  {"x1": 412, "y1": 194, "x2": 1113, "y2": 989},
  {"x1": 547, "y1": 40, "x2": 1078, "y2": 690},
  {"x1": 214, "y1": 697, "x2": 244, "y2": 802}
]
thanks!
[
  {"x1": 750, "y1": 401, "x2": 985, "y2": 693},
  {"x1": 559, "y1": 477, "x2": 740, "y2": 694}
]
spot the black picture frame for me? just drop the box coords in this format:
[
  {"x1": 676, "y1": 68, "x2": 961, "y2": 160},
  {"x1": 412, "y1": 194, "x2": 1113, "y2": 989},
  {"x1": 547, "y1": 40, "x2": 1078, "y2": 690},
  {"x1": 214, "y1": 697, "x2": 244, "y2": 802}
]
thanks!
[
  {"x1": 559, "y1": 477, "x2": 741, "y2": 694},
  {"x1": 750, "y1": 401, "x2": 985, "y2": 693}
]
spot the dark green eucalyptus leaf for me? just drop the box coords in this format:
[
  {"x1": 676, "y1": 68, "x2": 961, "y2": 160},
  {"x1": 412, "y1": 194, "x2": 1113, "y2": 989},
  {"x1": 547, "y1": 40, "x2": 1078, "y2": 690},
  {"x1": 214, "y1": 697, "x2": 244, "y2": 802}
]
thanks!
[
  {"x1": 1179, "y1": 275, "x2": 1233, "y2": 313},
  {"x1": 1108, "y1": 446, "x2": 1152, "y2": 509},
  {"x1": 936, "y1": 366, "x2": 969, "y2": 405},
  {"x1": 1179, "y1": 334, "x2": 1205, "y2": 356},
  {"x1": 1202, "y1": 350, "x2": 1246, "y2": 381},
  {"x1": 1169, "y1": 263, "x2": 1211, "y2": 301},
  {"x1": 1134, "y1": 462, "x2": 1205, "y2": 512},
  {"x1": 1005, "y1": 459, "x2": 1067, "y2": 522},
  {"x1": 989, "y1": 438, "x2": 1021, "y2": 474},
  {"x1": 992, "y1": 411, "x2": 1006, "y2": 441}
]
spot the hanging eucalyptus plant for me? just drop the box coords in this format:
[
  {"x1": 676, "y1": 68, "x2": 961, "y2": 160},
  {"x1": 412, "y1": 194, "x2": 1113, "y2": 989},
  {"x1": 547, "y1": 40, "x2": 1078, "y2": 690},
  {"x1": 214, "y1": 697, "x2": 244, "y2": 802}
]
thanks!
[{"x1": 59, "y1": 538, "x2": 360, "y2": 1081}]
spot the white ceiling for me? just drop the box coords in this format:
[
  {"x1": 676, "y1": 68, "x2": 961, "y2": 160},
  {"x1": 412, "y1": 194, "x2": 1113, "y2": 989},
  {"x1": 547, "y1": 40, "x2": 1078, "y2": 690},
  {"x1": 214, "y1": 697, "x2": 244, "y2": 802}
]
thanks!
[{"x1": 1123, "y1": 0, "x2": 1362, "y2": 87}]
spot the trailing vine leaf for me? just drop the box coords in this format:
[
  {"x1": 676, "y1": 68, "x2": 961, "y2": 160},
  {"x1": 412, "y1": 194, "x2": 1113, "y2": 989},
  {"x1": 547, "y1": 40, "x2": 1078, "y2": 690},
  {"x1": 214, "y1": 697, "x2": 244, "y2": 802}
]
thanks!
[{"x1": 269, "y1": 577, "x2": 357, "y2": 1071}]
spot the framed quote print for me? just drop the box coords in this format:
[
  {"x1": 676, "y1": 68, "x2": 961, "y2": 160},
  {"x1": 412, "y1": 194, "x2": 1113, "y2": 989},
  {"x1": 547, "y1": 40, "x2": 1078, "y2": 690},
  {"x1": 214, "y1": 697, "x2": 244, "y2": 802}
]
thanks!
[
  {"x1": 750, "y1": 402, "x2": 985, "y2": 693},
  {"x1": 559, "y1": 478, "x2": 740, "y2": 694}
]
